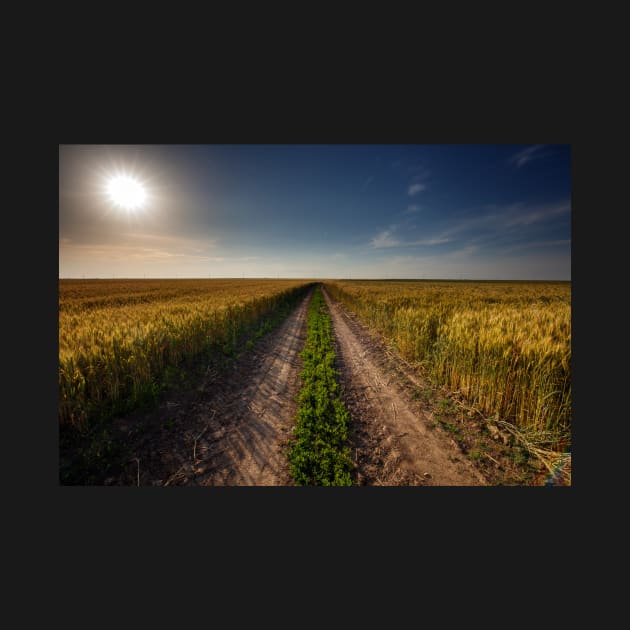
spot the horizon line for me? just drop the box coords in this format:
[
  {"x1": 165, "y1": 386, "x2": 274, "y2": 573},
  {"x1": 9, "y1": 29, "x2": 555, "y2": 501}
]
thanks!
[{"x1": 58, "y1": 276, "x2": 571, "y2": 282}]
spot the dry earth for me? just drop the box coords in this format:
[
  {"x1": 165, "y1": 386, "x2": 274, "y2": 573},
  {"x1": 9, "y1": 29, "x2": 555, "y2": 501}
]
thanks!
[
  {"x1": 322, "y1": 287, "x2": 487, "y2": 486},
  {"x1": 103, "y1": 290, "x2": 312, "y2": 486}
]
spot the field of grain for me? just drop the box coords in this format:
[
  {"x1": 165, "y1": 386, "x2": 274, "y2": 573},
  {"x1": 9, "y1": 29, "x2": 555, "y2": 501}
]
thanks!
[
  {"x1": 59, "y1": 279, "x2": 313, "y2": 429},
  {"x1": 325, "y1": 280, "x2": 571, "y2": 450}
]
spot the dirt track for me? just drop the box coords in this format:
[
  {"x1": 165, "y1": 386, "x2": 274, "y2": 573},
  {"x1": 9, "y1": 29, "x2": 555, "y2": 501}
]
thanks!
[
  {"x1": 323, "y1": 287, "x2": 487, "y2": 486},
  {"x1": 180, "y1": 290, "x2": 312, "y2": 485},
  {"x1": 106, "y1": 285, "x2": 489, "y2": 486},
  {"x1": 191, "y1": 298, "x2": 308, "y2": 486},
  {"x1": 110, "y1": 291, "x2": 311, "y2": 486}
]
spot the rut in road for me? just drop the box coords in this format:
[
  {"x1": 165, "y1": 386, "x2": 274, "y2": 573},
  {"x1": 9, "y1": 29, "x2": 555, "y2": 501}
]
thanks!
[
  {"x1": 118, "y1": 289, "x2": 313, "y2": 487},
  {"x1": 323, "y1": 287, "x2": 487, "y2": 486},
  {"x1": 183, "y1": 290, "x2": 313, "y2": 485}
]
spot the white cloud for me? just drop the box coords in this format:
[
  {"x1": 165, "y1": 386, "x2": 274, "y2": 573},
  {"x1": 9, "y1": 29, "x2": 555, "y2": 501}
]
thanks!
[
  {"x1": 404, "y1": 204, "x2": 420, "y2": 214},
  {"x1": 413, "y1": 237, "x2": 451, "y2": 246},
  {"x1": 408, "y1": 183, "x2": 426, "y2": 196},
  {"x1": 432, "y1": 201, "x2": 570, "y2": 242},
  {"x1": 59, "y1": 242, "x2": 223, "y2": 264},
  {"x1": 371, "y1": 229, "x2": 400, "y2": 248},
  {"x1": 509, "y1": 145, "x2": 545, "y2": 168},
  {"x1": 367, "y1": 199, "x2": 569, "y2": 257},
  {"x1": 504, "y1": 201, "x2": 570, "y2": 227},
  {"x1": 370, "y1": 225, "x2": 451, "y2": 249},
  {"x1": 451, "y1": 244, "x2": 479, "y2": 257},
  {"x1": 59, "y1": 232, "x2": 221, "y2": 265}
]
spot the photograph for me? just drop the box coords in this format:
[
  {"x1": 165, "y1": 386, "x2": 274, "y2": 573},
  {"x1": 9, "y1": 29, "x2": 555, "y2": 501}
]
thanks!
[{"x1": 58, "y1": 144, "x2": 571, "y2": 486}]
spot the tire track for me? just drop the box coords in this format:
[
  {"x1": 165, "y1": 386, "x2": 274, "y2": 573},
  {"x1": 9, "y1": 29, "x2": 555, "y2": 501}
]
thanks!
[
  {"x1": 111, "y1": 290, "x2": 313, "y2": 486},
  {"x1": 323, "y1": 287, "x2": 486, "y2": 486},
  {"x1": 187, "y1": 290, "x2": 312, "y2": 485}
]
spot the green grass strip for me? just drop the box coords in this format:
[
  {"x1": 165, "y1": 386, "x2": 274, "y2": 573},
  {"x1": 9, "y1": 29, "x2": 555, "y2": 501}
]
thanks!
[{"x1": 288, "y1": 286, "x2": 353, "y2": 485}]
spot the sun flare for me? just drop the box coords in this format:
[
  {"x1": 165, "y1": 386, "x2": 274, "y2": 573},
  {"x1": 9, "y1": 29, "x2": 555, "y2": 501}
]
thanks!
[{"x1": 106, "y1": 175, "x2": 147, "y2": 211}]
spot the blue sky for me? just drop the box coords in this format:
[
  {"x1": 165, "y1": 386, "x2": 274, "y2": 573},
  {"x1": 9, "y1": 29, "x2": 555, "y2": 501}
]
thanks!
[{"x1": 59, "y1": 144, "x2": 571, "y2": 279}]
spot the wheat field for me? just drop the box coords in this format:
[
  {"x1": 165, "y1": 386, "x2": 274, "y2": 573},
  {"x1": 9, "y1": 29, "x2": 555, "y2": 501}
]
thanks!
[
  {"x1": 325, "y1": 280, "x2": 571, "y2": 450},
  {"x1": 59, "y1": 279, "x2": 312, "y2": 428}
]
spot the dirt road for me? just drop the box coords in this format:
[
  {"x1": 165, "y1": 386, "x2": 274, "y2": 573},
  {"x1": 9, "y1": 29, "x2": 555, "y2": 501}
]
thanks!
[
  {"x1": 112, "y1": 290, "x2": 312, "y2": 486},
  {"x1": 104, "y1": 284, "x2": 489, "y2": 486},
  {"x1": 323, "y1": 287, "x2": 487, "y2": 486},
  {"x1": 181, "y1": 290, "x2": 313, "y2": 485}
]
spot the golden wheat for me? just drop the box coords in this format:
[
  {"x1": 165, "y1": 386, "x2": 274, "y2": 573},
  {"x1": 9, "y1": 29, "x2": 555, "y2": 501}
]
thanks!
[
  {"x1": 325, "y1": 280, "x2": 571, "y2": 449},
  {"x1": 59, "y1": 279, "x2": 312, "y2": 429}
]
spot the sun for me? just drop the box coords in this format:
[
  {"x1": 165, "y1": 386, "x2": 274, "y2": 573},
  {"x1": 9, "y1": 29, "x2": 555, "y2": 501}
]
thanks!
[{"x1": 105, "y1": 174, "x2": 147, "y2": 211}]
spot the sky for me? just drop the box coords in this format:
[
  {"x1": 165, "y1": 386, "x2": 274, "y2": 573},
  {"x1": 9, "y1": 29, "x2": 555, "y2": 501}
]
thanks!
[{"x1": 59, "y1": 144, "x2": 571, "y2": 280}]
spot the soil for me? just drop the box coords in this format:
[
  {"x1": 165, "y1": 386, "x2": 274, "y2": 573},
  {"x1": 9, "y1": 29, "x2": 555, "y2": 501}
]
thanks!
[
  {"x1": 323, "y1": 287, "x2": 487, "y2": 485},
  {"x1": 322, "y1": 287, "x2": 551, "y2": 486},
  {"x1": 97, "y1": 290, "x2": 312, "y2": 486}
]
